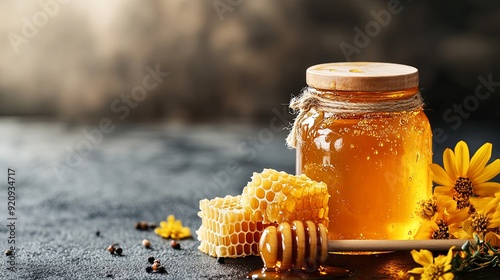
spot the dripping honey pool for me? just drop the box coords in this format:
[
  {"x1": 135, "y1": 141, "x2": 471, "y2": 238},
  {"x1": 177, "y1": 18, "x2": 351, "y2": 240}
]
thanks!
[{"x1": 247, "y1": 266, "x2": 350, "y2": 280}]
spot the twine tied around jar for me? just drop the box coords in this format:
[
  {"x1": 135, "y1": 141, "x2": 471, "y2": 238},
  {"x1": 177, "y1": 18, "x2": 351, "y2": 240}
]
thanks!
[{"x1": 286, "y1": 87, "x2": 424, "y2": 149}]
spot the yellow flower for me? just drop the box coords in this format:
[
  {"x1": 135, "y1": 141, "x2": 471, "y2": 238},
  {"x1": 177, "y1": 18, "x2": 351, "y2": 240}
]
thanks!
[
  {"x1": 409, "y1": 246, "x2": 455, "y2": 280},
  {"x1": 416, "y1": 195, "x2": 456, "y2": 220},
  {"x1": 414, "y1": 207, "x2": 469, "y2": 240},
  {"x1": 431, "y1": 141, "x2": 500, "y2": 210},
  {"x1": 463, "y1": 196, "x2": 500, "y2": 247},
  {"x1": 416, "y1": 196, "x2": 438, "y2": 220},
  {"x1": 154, "y1": 215, "x2": 192, "y2": 239}
]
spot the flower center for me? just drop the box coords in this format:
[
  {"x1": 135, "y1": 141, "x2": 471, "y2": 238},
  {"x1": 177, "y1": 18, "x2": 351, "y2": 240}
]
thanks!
[
  {"x1": 471, "y1": 213, "x2": 490, "y2": 235},
  {"x1": 453, "y1": 177, "x2": 473, "y2": 209},
  {"x1": 417, "y1": 197, "x2": 438, "y2": 220},
  {"x1": 468, "y1": 204, "x2": 476, "y2": 215},
  {"x1": 432, "y1": 219, "x2": 450, "y2": 239},
  {"x1": 421, "y1": 263, "x2": 445, "y2": 280}
]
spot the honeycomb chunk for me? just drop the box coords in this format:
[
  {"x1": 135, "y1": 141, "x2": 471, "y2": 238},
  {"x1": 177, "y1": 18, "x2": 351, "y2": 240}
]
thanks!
[
  {"x1": 241, "y1": 169, "x2": 329, "y2": 226},
  {"x1": 197, "y1": 169, "x2": 330, "y2": 258},
  {"x1": 197, "y1": 195, "x2": 263, "y2": 258}
]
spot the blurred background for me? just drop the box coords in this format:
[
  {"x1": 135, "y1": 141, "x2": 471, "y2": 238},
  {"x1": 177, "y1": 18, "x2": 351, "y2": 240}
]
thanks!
[{"x1": 1, "y1": 0, "x2": 499, "y2": 125}]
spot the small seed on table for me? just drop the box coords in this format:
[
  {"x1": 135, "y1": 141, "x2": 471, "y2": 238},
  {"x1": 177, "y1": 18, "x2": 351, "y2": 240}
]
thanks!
[
  {"x1": 115, "y1": 247, "x2": 123, "y2": 255},
  {"x1": 106, "y1": 245, "x2": 115, "y2": 254},
  {"x1": 171, "y1": 240, "x2": 181, "y2": 249},
  {"x1": 152, "y1": 262, "x2": 160, "y2": 271}
]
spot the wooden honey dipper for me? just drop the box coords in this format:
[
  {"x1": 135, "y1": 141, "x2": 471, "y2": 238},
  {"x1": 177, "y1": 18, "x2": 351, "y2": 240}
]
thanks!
[
  {"x1": 259, "y1": 220, "x2": 471, "y2": 270},
  {"x1": 259, "y1": 220, "x2": 328, "y2": 270}
]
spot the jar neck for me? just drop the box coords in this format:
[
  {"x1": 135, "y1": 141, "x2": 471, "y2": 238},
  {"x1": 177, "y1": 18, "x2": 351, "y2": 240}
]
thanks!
[
  {"x1": 307, "y1": 86, "x2": 421, "y2": 103},
  {"x1": 286, "y1": 86, "x2": 422, "y2": 149},
  {"x1": 294, "y1": 86, "x2": 423, "y2": 116}
]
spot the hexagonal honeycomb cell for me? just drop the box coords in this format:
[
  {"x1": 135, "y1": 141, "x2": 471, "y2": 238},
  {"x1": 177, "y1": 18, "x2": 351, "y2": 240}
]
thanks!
[
  {"x1": 197, "y1": 169, "x2": 329, "y2": 258},
  {"x1": 241, "y1": 169, "x2": 329, "y2": 226},
  {"x1": 197, "y1": 195, "x2": 264, "y2": 258}
]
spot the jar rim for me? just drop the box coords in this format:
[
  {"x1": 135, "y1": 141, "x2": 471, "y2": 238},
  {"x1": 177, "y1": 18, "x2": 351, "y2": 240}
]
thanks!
[{"x1": 306, "y1": 62, "x2": 418, "y2": 92}]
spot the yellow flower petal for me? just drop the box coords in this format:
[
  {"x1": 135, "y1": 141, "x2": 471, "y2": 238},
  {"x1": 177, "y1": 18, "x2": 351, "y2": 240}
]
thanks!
[
  {"x1": 468, "y1": 142, "x2": 492, "y2": 179},
  {"x1": 435, "y1": 195, "x2": 457, "y2": 212},
  {"x1": 473, "y1": 159, "x2": 500, "y2": 184},
  {"x1": 414, "y1": 218, "x2": 438, "y2": 239},
  {"x1": 434, "y1": 186, "x2": 454, "y2": 196},
  {"x1": 445, "y1": 246, "x2": 455, "y2": 264},
  {"x1": 462, "y1": 219, "x2": 474, "y2": 236},
  {"x1": 485, "y1": 232, "x2": 500, "y2": 248},
  {"x1": 490, "y1": 220, "x2": 500, "y2": 228},
  {"x1": 443, "y1": 148, "x2": 458, "y2": 181},
  {"x1": 452, "y1": 228, "x2": 471, "y2": 239},
  {"x1": 454, "y1": 141, "x2": 470, "y2": 177},
  {"x1": 446, "y1": 208, "x2": 469, "y2": 225},
  {"x1": 408, "y1": 267, "x2": 424, "y2": 274},
  {"x1": 470, "y1": 196, "x2": 495, "y2": 211},
  {"x1": 411, "y1": 249, "x2": 433, "y2": 266},
  {"x1": 430, "y1": 164, "x2": 453, "y2": 186},
  {"x1": 443, "y1": 271, "x2": 455, "y2": 280},
  {"x1": 490, "y1": 214, "x2": 500, "y2": 223},
  {"x1": 434, "y1": 255, "x2": 447, "y2": 265},
  {"x1": 483, "y1": 197, "x2": 500, "y2": 214},
  {"x1": 160, "y1": 221, "x2": 169, "y2": 228},
  {"x1": 493, "y1": 209, "x2": 500, "y2": 219},
  {"x1": 473, "y1": 182, "x2": 500, "y2": 197}
]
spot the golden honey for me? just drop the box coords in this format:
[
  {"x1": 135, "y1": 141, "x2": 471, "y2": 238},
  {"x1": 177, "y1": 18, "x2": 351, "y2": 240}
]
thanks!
[{"x1": 291, "y1": 62, "x2": 432, "y2": 241}]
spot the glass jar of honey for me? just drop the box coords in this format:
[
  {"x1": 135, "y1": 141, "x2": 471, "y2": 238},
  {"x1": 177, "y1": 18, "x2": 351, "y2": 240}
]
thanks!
[{"x1": 287, "y1": 62, "x2": 432, "y2": 241}]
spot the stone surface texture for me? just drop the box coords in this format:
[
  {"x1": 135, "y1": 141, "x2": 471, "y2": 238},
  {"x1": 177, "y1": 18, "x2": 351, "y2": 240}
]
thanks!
[{"x1": 0, "y1": 118, "x2": 499, "y2": 279}]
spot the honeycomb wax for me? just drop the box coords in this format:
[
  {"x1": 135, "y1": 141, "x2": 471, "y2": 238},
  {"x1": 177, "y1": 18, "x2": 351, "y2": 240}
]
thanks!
[
  {"x1": 241, "y1": 168, "x2": 329, "y2": 226},
  {"x1": 197, "y1": 195, "x2": 262, "y2": 258}
]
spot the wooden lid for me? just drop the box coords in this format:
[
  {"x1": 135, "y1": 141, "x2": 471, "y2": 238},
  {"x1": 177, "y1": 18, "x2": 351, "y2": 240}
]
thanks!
[{"x1": 306, "y1": 62, "x2": 418, "y2": 91}]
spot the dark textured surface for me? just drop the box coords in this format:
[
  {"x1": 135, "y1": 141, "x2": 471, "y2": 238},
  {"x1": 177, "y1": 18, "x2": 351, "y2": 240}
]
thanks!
[{"x1": 0, "y1": 118, "x2": 499, "y2": 279}]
